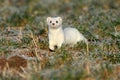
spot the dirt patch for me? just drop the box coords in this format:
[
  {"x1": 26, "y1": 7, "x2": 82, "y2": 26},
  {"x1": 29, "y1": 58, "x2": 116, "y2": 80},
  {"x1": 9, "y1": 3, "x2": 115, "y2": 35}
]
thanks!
[
  {"x1": 0, "y1": 48, "x2": 49, "y2": 72},
  {"x1": 0, "y1": 58, "x2": 8, "y2": 70},
  {"x1": 0, "y1": 56, "x2": 27, "y2": 71},
  {"x1": 8, "y1": 56, "x2": 27, "y2": 70}
]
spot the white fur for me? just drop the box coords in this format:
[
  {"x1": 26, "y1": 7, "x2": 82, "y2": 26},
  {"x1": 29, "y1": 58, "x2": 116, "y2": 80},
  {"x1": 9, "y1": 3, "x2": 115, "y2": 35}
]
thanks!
[
  {"x1": 47, "y1": 17, "x2": 88, "y2": 52},
  {"x1": 47, "y1": 17, "x2": 64, "y2": 50},
  {"x1": 64, "y1": 27, "x2": 88, "y2": 45}
]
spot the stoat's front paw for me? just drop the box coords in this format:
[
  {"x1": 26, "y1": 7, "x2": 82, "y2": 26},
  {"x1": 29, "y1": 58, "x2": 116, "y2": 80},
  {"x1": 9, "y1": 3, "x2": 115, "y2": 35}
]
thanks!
[
  {"x1": 49, "y1": 45, "x2": 58, "y2": 52},
  {"x1": 49, "y1": 48, "x2": 55, "y2": 52},
  {"x1": 49, "y1": 45, "x2": 55, "y2": 52},
  {"x1": 54, "y1": 45, "x2": 58, "y2": 50}
]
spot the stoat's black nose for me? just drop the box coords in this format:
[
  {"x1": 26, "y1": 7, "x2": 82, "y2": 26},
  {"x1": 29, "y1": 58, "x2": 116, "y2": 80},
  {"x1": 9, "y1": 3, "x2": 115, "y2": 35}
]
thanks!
[{"x1": 52, "y1": 23, "x2": 55, "y2": 25}]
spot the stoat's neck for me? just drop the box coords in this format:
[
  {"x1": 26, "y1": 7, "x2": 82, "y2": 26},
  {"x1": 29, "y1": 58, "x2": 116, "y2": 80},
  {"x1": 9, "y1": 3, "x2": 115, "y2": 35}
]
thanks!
[{"x1": 49, "y1": 25, "x2": 63, "y2": 34}]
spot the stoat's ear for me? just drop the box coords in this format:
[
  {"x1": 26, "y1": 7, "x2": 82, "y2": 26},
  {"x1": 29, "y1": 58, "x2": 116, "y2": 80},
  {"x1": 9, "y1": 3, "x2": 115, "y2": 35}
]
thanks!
[
  {"x1": 47, "y1": 17, "x2": 51, "y2": 22},
  {"x1": 58, "y1": 17, "x2": 62, "y2": 23}
]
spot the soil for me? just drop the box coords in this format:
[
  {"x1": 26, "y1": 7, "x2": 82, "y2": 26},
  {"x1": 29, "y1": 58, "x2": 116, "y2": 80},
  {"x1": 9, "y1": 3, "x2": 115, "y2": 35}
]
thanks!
[{"x1": 0, "y1": 55, "x2": 27, "y2": 71}]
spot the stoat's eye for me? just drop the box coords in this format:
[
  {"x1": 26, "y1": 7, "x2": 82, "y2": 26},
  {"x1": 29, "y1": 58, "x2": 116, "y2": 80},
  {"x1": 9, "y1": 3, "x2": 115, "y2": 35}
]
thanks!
[
  {"x1": 50, "y1": 21, "x2": 52, "y2": 23},
  {"x1": 56, "y1": 21, "x2": 58, "y2": 23}
]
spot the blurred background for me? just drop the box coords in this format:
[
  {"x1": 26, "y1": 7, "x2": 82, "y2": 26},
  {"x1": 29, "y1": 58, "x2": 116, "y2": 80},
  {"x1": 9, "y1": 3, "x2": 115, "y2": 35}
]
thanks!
[{"x1": 0, "y1": 0, "x2": 120, "y2": 27}]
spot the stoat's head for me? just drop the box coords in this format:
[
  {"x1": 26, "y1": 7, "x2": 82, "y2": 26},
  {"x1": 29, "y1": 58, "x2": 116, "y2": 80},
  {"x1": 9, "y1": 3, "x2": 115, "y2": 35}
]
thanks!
[{"x1": 46, "y1": 17, "x2": 62, "y2": 28}]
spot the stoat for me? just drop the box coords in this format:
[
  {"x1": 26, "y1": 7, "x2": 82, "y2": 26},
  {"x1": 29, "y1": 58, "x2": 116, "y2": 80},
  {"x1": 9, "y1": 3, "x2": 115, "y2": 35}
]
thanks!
[
  {"x1": 47, "y1": 17, "x2": 64, "y2": 51},
  {"x1": 46, "y1": 17, "x2": 89, "y2": 52}
]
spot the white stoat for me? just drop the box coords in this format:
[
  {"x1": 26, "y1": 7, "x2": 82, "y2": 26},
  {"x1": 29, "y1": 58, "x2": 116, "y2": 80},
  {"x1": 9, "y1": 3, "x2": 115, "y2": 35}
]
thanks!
[
  {"x1": 47, "y1": 17, "x2": 64, "y2": 51},
  {"x1": 46, "y1": 17, "x2": 89, "y2": 52}
]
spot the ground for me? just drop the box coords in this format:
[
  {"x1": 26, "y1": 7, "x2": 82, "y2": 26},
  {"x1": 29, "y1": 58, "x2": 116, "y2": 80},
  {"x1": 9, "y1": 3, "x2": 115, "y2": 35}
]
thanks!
[{"x1": 0, "y1": 0, "x2": 120, "y2": 80}]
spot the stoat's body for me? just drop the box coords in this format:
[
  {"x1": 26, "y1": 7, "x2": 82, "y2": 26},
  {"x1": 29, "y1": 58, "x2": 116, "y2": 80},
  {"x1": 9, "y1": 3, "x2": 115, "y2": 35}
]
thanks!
[
  {"x1": 64, "y1": 27, "x2": 88, "y2": 45},
  {"x1": 47, "y1": 17, "x2": 88, "y2": 52}
]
